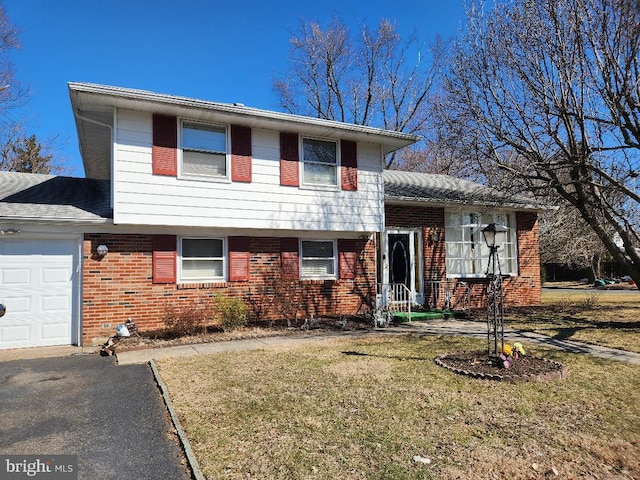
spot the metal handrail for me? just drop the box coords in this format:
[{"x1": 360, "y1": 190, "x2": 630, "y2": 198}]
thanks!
[
  {"x1": 426, "y1": 280, "x2": 471, "y2": 314},
  {"x1": 377, "y1": 283, "x2": 412, "y2": 319}
]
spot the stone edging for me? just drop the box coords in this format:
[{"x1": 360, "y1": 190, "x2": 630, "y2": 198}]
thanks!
[{"x1": 434, "y1": 352, "x2": 569, "y2": 382}]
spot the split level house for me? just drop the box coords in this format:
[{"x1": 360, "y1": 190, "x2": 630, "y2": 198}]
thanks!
[{"x1": 0, "y1": 83, "x2": 546, "y2": 349}]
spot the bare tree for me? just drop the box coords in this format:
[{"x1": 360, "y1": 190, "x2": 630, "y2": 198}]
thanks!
[
  {"x1": 442, "y1": 0, "x2": 640, "y2": 288},
  {"x1": 274, "y1": 15, "x2": 446, "y2": 168},
  {"x1": 0, "y1": 1, "x2": 26, "y2": 121},
  {"x1": 539, "y1": 204, "x2": 610, "y2": 282}
]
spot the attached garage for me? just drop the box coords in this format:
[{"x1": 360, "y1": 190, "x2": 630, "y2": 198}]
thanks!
[{"x1": 0, "y1": 237, "x2": 80, "y2": 349}]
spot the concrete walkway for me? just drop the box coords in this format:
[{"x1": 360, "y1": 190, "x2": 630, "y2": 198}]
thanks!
[{"x1": 113, "y1": 319, "x2": 640, "y2": 366}]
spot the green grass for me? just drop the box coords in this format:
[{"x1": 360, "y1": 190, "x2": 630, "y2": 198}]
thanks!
[
  {"x1": 157, "y1": 334, "x2": 640, "y2": 480},
  {"x1": 505, "y1": 289, "x2": 640, "y2": 353}
]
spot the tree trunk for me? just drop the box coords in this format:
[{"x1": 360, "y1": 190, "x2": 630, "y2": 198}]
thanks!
[{"x1": 591, "y1": 254, "x2": 602, "y2": 282}]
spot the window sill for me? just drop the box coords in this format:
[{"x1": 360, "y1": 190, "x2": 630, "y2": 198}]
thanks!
[
  {"x1": 177, "y1": 173, "x2": 231, "y2": 184},
  {"x1": 177, "y1": 281, "x2": 228, "y2": 289},
  {"x1": 301, "y1": 278, "x2": 337, "y2": 284},
  {"x1": 299, "y1": 184, "x2": 340, "y2": 192}
]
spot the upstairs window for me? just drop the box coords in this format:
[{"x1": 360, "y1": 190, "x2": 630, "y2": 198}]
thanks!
[
  {"x1": 301, "y1": 240, "x2": 336, "y2": 278},
  {"x1": 302, "y1": 138, "x2": 337, "y2": 187},
  {"x1": 445, "y1": 212, "x2": 517, "y2": 277},
  {"x1": 181, "y1": 121, "x2": 228, "y2": 178},
  {"x1": 180, "y1": 237, "x2": 225, "y2": 281}
]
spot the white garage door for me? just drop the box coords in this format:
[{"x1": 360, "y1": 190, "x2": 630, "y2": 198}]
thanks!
[{"x1": 0, "y1": 237, "x2": 78, "y2": 349}]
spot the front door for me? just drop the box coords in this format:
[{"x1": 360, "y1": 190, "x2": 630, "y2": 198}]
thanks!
[
  {"x1": 389, "y1": 233, "x2": 411, "y2": 290},
  {"x1": 383, "y1": 230, "x2": 423, "y2": 304}
]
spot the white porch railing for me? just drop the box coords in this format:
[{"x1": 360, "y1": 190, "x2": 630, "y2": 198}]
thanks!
[
  {"x1": 377, "y1": 283, "x2": 412, "y2": 318},
  {"x1": 425, "y1": 280, "x2": 471, "y2": 314}
]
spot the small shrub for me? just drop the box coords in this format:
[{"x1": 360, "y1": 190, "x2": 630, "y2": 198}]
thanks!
[
  {"x1": 215, "y1": 294, "x2": 248, "y2": 331},
  {"x1": 162, "y1": 297, "x2": 211, "y2": 337},
  {"x1": 266, "y1": 275, "x2": 303, "y2": 327},
  {"x1": 580, "y1": 291, "x2": 601, "y2": 309}
]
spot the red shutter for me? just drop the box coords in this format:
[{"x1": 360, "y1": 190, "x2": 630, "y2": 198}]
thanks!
[
  {"x1": 280, "y1": 237, "x2": 299, "y2": 279},
  {"x1": 341, "y1": 140, "x2": 357, "y2": 191},
  {"x1": 153, "y1": 235, "x2": 177, "y2": 284},
  {"x1": 338, "y1": 239, "x2": 358, "y2": 279},
  {"x1": 228, "y1": 236, "x2": 250, "y2": 281},
  {"x1": 280, "y1": 132, "x2": 299, "y2": 186},
  {"x1": 152, "y1": 115, "x2": 177, "y2": 176},
  {"x1": 231, "y1": 125, "x2": 252, "y2": 183}
]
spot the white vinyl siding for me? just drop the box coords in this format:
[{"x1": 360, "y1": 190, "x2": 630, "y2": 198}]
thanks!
[
  {"x1": 301, "y1": 240, "x2": 336, "y2": 278},
  {"x1": 180, "y1": 237, "x2": 225, "y2": 282},
  {"x1": 113, "y1": 110, "x2": 385, "y2": 232},
  {"x1": 445, "y1": 211, "x2": 517, "y2": 277}
]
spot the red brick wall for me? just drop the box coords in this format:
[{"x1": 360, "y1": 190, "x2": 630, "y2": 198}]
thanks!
[
  {"x1": 82, "y1": 209, "x2": 541, "y2": 343},
  {"x1": 384, "y1": 205, "x2": 542, "y2": 310},
  {"x1": 82, "y1": 234, "x2": 376, "y2": 344}
]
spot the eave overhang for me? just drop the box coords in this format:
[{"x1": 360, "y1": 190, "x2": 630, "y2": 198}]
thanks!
[{"x1": 69, "y1": 82, "x2": 420, "y2": 180}]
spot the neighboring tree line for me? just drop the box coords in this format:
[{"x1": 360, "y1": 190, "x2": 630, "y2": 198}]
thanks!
[{"x1": 274, "y1": 0, "x2": 640, "y2": 288}]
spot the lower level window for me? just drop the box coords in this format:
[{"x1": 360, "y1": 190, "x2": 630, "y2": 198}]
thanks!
[
  {"x1": 181, "y1": 238, "x2": 225, "y2": 281},
  {"x1": 301, "y1": 240, "x2": 336, "y2": 278},
  {"x1": 444, "y1": 212, "x2": 517, "y2": 277}
]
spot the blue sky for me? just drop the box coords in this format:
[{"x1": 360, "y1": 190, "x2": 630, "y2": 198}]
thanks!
[{"x1": 5, "y1": 0, "x2": 467, "y2": 177}]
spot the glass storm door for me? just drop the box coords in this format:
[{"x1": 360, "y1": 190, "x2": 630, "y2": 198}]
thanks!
[
  {"x1": 384, "y1": 231, "x2": 423, "y2": 304},
  {"x1": 389, "y1": 233, "x2": 411, "y2": 290}
]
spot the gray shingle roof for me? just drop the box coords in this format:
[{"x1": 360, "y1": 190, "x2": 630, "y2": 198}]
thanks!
[
  {"x1": 0, "y1": 171, "x2": 111, "y2": 222},
  {"x1": 384, "y1": 170, "x2": 548, "y2": 211}
]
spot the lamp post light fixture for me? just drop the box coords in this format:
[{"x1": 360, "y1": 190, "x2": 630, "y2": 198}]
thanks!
[{"x1": 482, "y1": 223, "x2": 509, "y2": 359}]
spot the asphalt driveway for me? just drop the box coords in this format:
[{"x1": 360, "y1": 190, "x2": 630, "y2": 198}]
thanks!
[{"x1": 0, "y1": 354, "x2": 190, "y2": 479}]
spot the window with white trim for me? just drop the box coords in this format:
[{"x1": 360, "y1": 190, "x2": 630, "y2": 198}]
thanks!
[
  {"x1": 302, "y1": 137, "x2": 338, "y2": 186},
  {"x1": 181, "y1": 120, "x2": 228, "y2": 178},
  {"x1": 180, "y1": 237, "x2": 225, "y2": 281},
  {"x1": 445, "y1": 212, "x2": 517, "y2": 277},
  {"x1": 301, "y1": 240, "x2": 337, "y2": 278}
]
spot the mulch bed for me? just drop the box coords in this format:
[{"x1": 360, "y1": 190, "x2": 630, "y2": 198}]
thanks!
[{"x1": 435, "y1": 351, "x2": 569, "y2": 382}]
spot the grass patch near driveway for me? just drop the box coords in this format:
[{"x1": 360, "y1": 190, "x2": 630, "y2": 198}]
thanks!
[
  {"x1": 156, "y1": 335, "x2": 640, "y2": 479},
  {"x1": 505, "y1": 289, "x2": 640, "y2": 353}
]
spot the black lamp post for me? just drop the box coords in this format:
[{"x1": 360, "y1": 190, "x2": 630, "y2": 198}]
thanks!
[{"x1": 482, "y1": 223, "x2": 508, "y2": 359}]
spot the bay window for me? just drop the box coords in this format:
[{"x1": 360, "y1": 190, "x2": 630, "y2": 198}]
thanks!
[{"x1": 445, "y1": 212, "x2": 517, "y2": 277}]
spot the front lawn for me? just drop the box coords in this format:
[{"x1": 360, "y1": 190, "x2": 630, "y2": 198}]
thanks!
[
  {"x1": 156, "y1": 335, "x2": 640, "y2": 479},
  {"x1": 505, "y1": 289, "x2": 640, "y2": 353}
]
